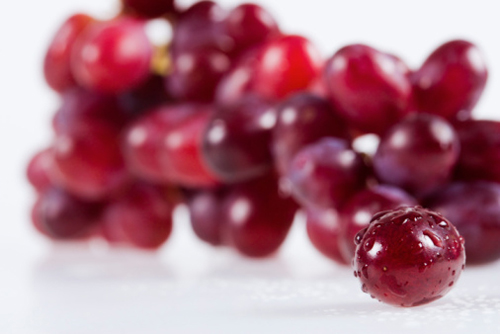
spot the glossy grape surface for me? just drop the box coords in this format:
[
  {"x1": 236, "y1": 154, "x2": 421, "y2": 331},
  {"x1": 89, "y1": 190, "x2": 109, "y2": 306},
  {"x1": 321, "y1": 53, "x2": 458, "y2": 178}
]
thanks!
[
  {"x1": 324, "y1": 44, "x2": 412, "y2": 135},
  {"x1": 272, "y1": 93, "x2": 349, "y2": 175},
  {"x1": 412, "y1": 40, "x2": 488, "y2": 121},
  {"x1": 71, "y1": 18, "x2": 153, "y2": 93},
  {"x1": 102, "y1": 183, "x2": 173, "y2": 249},
  {"x1": 288, "y1": 138, "x2": 369, "y2": 209},
  {"x1": 373, "y1": 113, "x2": 460, "y2": 197},
  {"x1": 354, "y1": 206, "x2": 465, "y2": 307},
  {"x1": 203, "y1": 96, "x2": 275, "y2": 182}
]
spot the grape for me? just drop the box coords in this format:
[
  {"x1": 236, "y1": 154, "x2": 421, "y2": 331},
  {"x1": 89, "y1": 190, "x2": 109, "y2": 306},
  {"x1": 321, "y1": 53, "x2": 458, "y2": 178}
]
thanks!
[
  {"x1": 101, "y1": 182, "x2": 173, "y2": 249},
  {"x1": 373, "y1": 113, "x2": 460, "y2": 197},
  {"x1": 323, "y1": 44, "x2": 412, "y2": 135},
  {"x1": 354, "y1": 206, "x2": 465, "y2": 307},
  {"x1": 288, "y1": 138, "x2": 369, "y2": 209},
  {"x1": 33, "y1": 187, "x2": 103, "y2": 239},
  {"x1": 202, "y1": 95, "x2": 275, "y2": 182},
  {"x1": 272, "y1": 93, "x2": 349, "y2": 175},
  {"x1": 412, "y1": 40, "x2": 488, "y2": 121},
  {"x1": 71, "y1": 18, "x2": 153, "y2": 93}
]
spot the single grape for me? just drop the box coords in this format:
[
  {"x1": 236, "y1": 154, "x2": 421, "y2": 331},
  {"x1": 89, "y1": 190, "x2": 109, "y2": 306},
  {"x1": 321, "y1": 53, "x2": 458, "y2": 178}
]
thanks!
[
  {"x1": 33, "y1": 187, "x2": 104, "y2": 239},
  {"x1": 101, "y1": 182, "x2": 173, "y2": 249},
  {"x1": 222, "y1": 174, "x2": 297, "y2": 257},
  {"x1": 426, "y1": 182, "x2": 500, "y2": 264},
  {"x1": 171, "y1": 1, "x2": 229, "y2": 54},
  {"x1": 71, "y1": 18, "x2": 153, "y2": 93},
  {"x1": 44, "y1": 13, "x2": 94, "y2": 92},
  {"x1": 287, "y1": 138, "x2": 369, "y2": 209},
  {"x1": 272, "y1": 93, "x2": 349, "y2": 175},
  {"x1": 50, "y1": 123, "x2": 129, "y2": 200},
  {"x1": 323, "y1": 44, "x2": 412, "y2": 135},
  {"x1": 339, "y1": 185, "x2": 417, "y2": 263},
  {"x1": 412, "y1": 40, "x2": 488, "y2": 121},
  {"x1": 354, "y1": 206, "x2": 465, "y2": 307},
  {"x1": 306, "y1": 208, "x2": 347, "y2": 265},
  {"x1": 373, "y1": 113, "x2": 460, "y2": 197},
  {"x1": 216, "y1": 35, "x2": 322, "y2": 104},
  {"x1": 166, "y1": 49, "x2": 231, "y2": 102},
  {"x1": 187, "y1": 188, "x2": 226, "y2": 246},
  {"x1": 202, "y1": 95, "x2": 276, "y2": 182},
  {"x1": 223, "y1": 3, "x2": 280, "y2": 57}
]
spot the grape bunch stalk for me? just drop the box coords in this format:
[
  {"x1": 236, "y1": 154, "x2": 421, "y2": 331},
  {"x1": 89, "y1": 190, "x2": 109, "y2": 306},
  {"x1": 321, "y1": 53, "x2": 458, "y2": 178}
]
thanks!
[{"x1": 28, "y1": 0, "x2": 500, "y2": 307}]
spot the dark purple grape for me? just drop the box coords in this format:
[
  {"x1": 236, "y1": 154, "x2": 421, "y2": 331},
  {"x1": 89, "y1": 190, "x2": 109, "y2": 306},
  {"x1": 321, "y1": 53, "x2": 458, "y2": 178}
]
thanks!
[
  {"x1": 202, "y1": 96, "x2": 276, "y2": 182},
  {"x1": 34, "y1": 187, "x2": 103, "y2": 239},
  {"x1": 373, "y1": 113, "x2": 460, "y2": 197},
  {"x1": 187, "y1": 189, "x2": 225, "y2": 246},
  {"x1": 166, "y1": 49, "x2": 231, "y2": 102},
  {"x1": 287, "y1": 138, "x2": 369, "y2": 209},
  {"x1": 272, "y1": 93, "x2": 349, "y2": 175}
]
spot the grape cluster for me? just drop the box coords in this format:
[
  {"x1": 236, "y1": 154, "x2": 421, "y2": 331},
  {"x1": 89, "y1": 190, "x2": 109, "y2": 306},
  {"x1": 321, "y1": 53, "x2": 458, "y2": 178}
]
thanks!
[{"x1": 27, "y1": 0, "x2": 500, "y2": 307}]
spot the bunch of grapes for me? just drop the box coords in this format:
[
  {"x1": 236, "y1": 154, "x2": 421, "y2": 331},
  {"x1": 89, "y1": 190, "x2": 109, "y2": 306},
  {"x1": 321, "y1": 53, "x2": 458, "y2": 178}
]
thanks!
[{"x1": 27, "y1": 0, "x2": 500, "y2": 307}]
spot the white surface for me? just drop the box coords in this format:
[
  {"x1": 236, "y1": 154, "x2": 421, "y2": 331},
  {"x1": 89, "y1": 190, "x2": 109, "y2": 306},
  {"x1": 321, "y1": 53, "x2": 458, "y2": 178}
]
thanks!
[{"x1": 2, "y1": 0, "x2": 500, "y2": 333}]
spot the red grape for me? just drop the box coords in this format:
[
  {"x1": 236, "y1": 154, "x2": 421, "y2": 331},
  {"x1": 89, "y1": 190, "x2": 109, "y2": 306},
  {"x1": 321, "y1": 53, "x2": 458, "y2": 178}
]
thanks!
[
  {"x1": 354, "y1": 206, "x2": 465, "y2": 307},
  {"x1": 216, "y1": 35, "x2": 322, "y2": 104},
  {"x1": 166, "y1": 49, "x2": 231, "y2": 102},
  {"x1": 171, "y1": 1, "x2": 229, "y2": 54},
  {"x1": 287, "y1": 138, "x2": 369, "y2": 209},
  {"x1": 306, "y1": 208, "x2": 347, "y2": 265},
  {"x1": 373, "y1": 113, "x2": 460, "y2": 197},
  {"x1": 324, "y1": 44, "x2": 412, "y2": 135},
  {"x1": 272, "y1": 93, "x2": 349, "y2": 175},
  {"x1": 33, "y1": 187, "x2": 103, "y2": 239},
  {"x1": 223, "y1": 3, "x2": 280, "y2": 57},
  {"x1": 412, "y1": 40, "x2": 488, "y2": 121},
  {"x1": 202, "y1": 96, "x2": 276, "y2": 182},
  {"x1": 102, "y1": 182, "x2": 173, "y2": 249},
  {"x1": 50, "y1": 123, "x2": 129, "y2": 200},
  {"x1": 222, "y1": 174, "x2": 297, "y2": 257},
  {"x1": 187, "y1": 189, "x2": 225, "y2": 246},
  {"x1": 71, "y1": 18, "x2": 153, "y2": 93}
]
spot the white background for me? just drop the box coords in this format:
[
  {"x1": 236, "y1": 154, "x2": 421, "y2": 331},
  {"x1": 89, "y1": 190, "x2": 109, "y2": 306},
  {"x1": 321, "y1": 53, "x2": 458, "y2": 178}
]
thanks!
[{"x1": 1, "y1": 0, "x2": 500, "y2": 333}]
